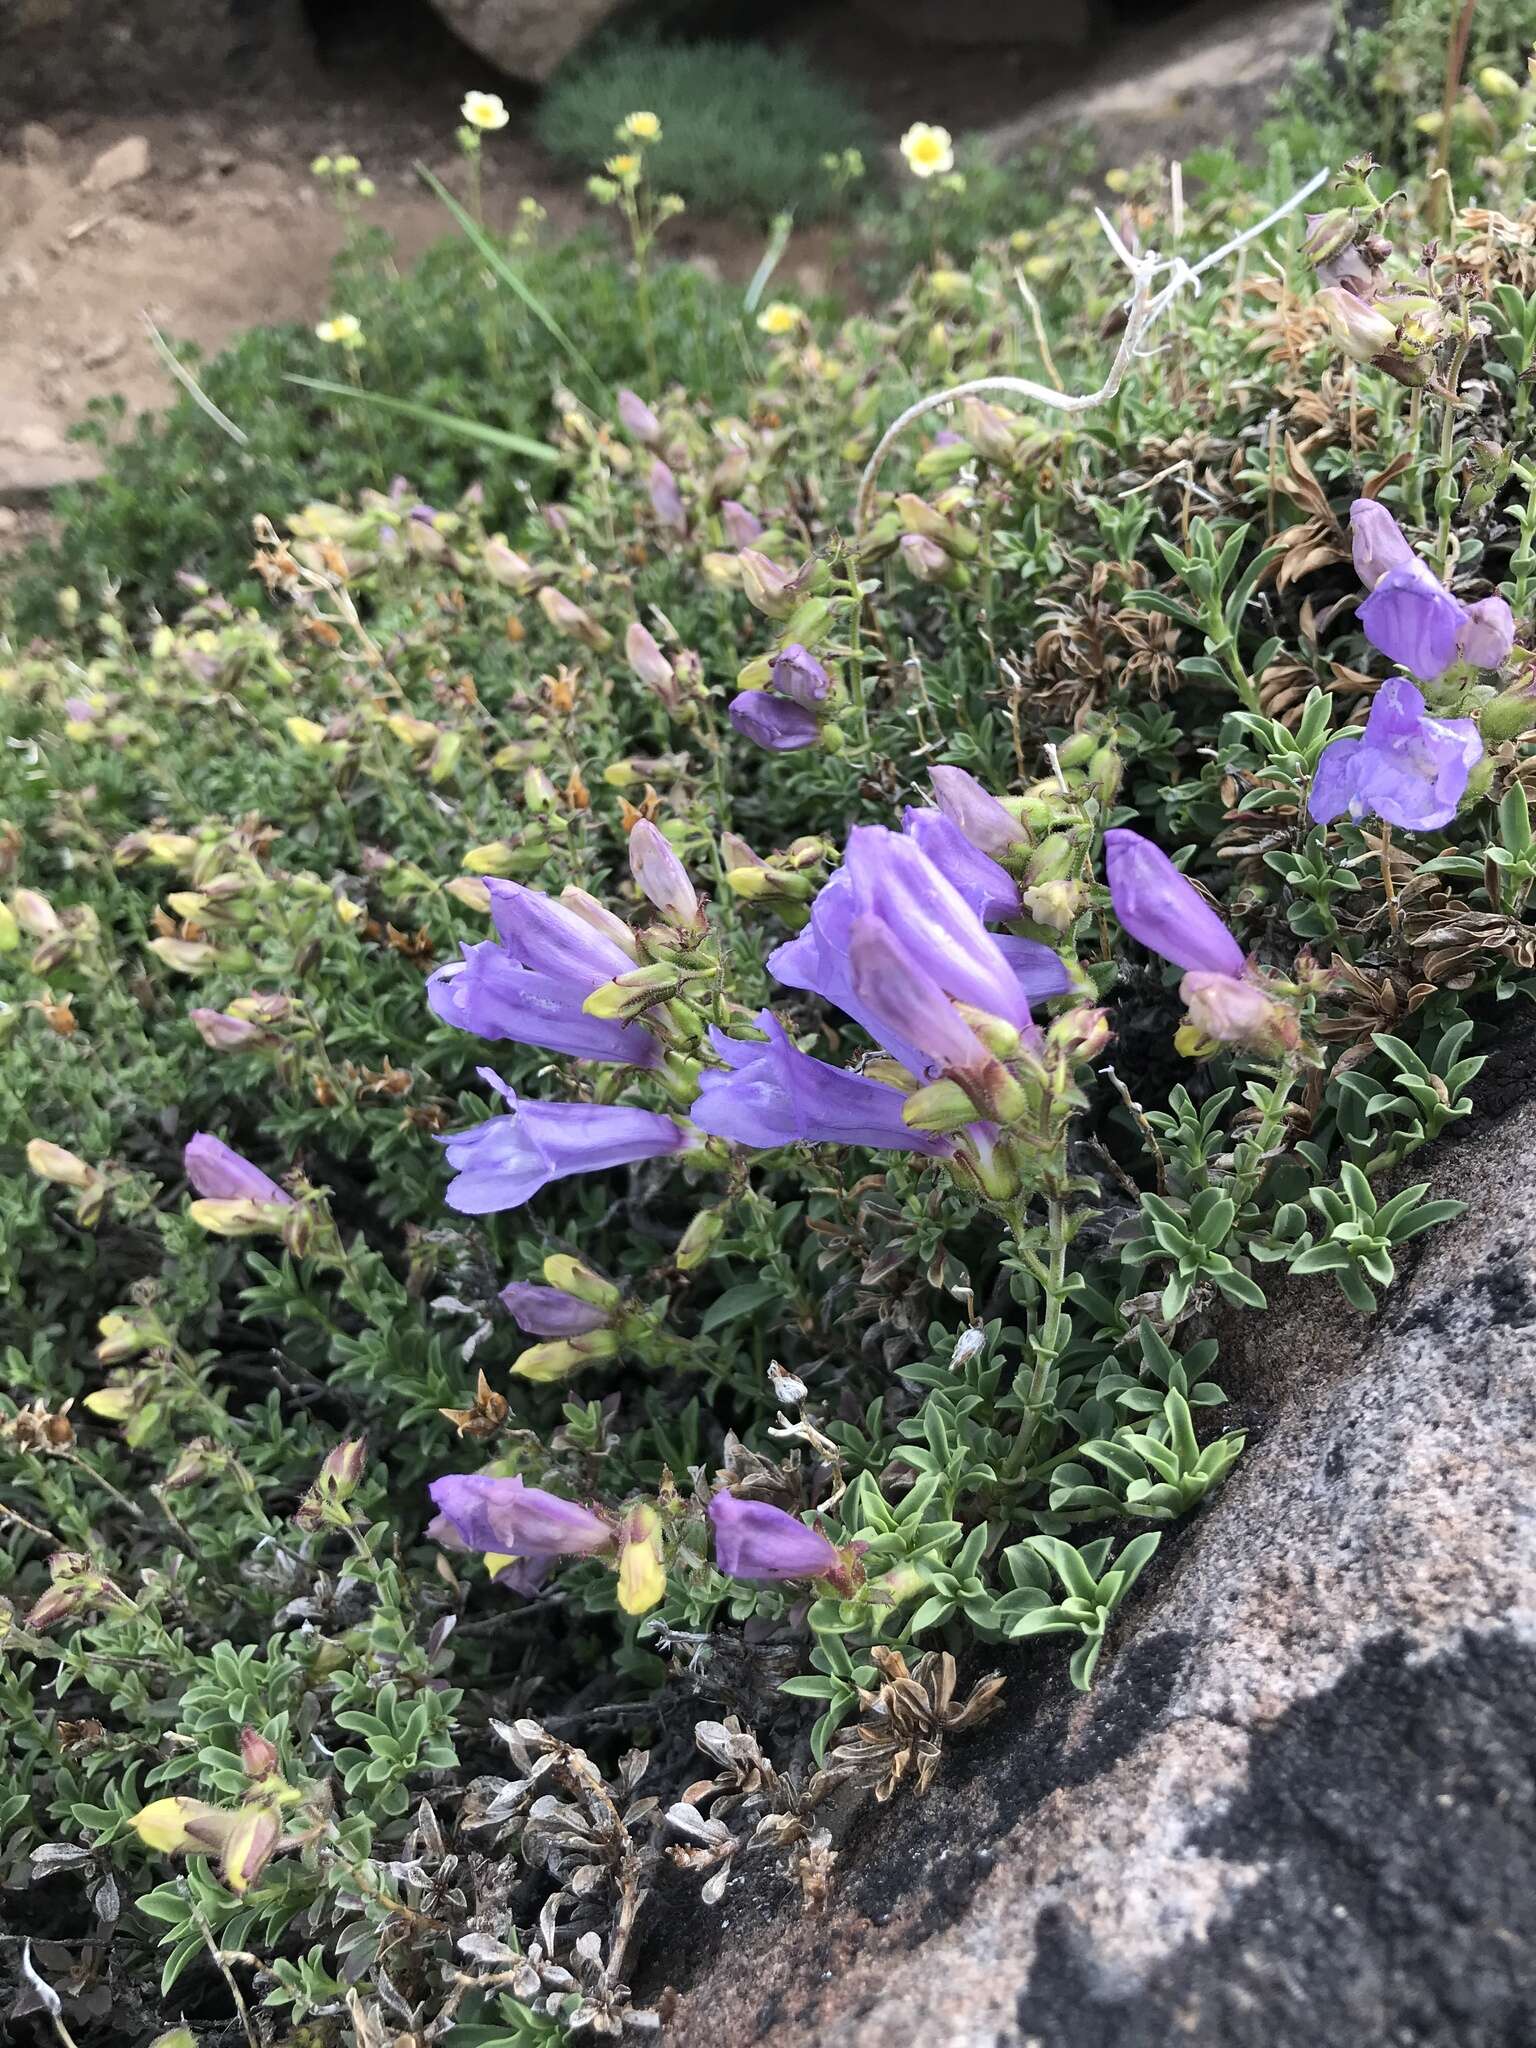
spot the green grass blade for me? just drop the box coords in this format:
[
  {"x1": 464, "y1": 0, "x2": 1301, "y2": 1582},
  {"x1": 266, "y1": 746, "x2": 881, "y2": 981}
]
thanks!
[
  {"x1": 413, "y1": 162, "x2": 605, "y2": 398},
  {"x1": 283, "y1": 376, "x2": 564, "y2": 466}
]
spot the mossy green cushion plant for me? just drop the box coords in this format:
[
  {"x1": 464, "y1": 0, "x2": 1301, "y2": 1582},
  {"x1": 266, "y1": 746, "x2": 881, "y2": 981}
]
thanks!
[{"x1": 535, "y1": 36, "x2": 880, "y2": 221}]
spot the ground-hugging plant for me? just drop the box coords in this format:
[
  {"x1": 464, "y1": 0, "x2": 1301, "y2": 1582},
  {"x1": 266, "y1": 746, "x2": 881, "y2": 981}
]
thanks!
[{"x1": 5, "y1": 60, "x2": 1536, "y2": 2047}]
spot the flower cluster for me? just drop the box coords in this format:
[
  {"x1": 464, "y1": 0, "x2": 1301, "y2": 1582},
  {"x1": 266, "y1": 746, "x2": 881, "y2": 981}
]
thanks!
[{"x1": 427, "y1": 1471, "x2": 856, "y2": 1614}]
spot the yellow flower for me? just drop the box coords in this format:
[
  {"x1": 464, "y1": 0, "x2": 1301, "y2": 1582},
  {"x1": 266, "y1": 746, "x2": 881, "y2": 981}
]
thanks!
[
  {"x1": 315, "y1": 314, "x2": 362, "y2": 347},
  {"x1": 1103, "y1": 166, "x2": 1132, "y2": 193},
  {"x1": 333, "y1": 153, "x2": 360, "y2": 176},
  {"x1": 606, "y1": 153, "x2": 642, "y2": 180},
  {"x1": 309, "y1": 154, "x2": 333, "y2": 176},
  {"x1": 900, "y1": 122, "x2": 954, "y2": 179},
  {"x1": 285, "y1": 715, "x2": 327, "y2": 747},
  {"x1": 461, "y1": 91, "x2": 510, "y2": 131},
  {"x1": 622, "y1": 110, "x2": 662, "y2": 141},
  {"x1": 756, "y1": 301, "x2": 802, "y2": 336}
]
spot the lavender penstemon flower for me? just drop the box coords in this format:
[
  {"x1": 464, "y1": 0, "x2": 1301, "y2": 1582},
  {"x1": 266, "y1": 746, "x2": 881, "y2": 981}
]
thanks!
[
  {"x1": 728, "y1": 690, "x2": 821, "y2": 752},
  {"x1": 1103, "y1": 830, "x2": 1297, "y2": 1055},
  {"x1": 691, "y1": 1012, "x2": 953, "y2": 1155},
  {"x1": 1350, "y1": 500, "x2": 1515, "y2": 682},
  {"x1": 440, "y1": 1069, "x2": 686, "y2": 1214},
  {"x1": 729, "y1": 642, "x2": 834, "y2": 753},
  {"x1": 427, "y1": 879, "x2": 658, "y2": 1066},
  {"x1": 1308, "y1": 677, "x2": 1483, "y2": 832},
  {"x1": 184, "y1": 1133, "x2": 293, "y2": 1205},
  {"x1": 708, "y1": 1492, "x2": 850, "y2": 1587},
  {"x1": 428, "y1": 1475, "x2": 665, "y2": 1612}
]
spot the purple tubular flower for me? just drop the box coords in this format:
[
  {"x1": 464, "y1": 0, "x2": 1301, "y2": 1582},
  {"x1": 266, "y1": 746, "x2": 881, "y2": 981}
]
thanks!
[
  {"x1": 729, "y1": 690, "x2": 821, "y2": 752},
  {"x1": 1458, "y1": 594, "x2": 1516, "y2": 671},
  {"x1": 691, "y1": 1012, "x2": 951, "y2": 1155},
  {"x1": 428, "y1": 881, "x2": 655, "y2": 1066},
  {"x1": 847, "y1": 915, "x2": 998, "y2": 1077},
  {"x1": 770, "y1": 826, "x2": 1043, "y2": 1076},
  {"x1": 1349, "y1": 500, "x2": 1515, "y2": 681},
  {"x1": 428, "y1": 1473, "x2": 612, "y2": 1558},
  {"x1": 1350, "y1": 499, "x2": 1417, "y2": 591},
  {"x1": 769, "y1": 643, "x2": 831, "y2": 708},
  {"x1": 1103, "y1": 830, "x2": 1245, "y2": 977},
  {"x1": 842, "y1": 826, "x2": 1035, "y2": 1032},
  {"x1": 648, "y1": 458, "x2": 687, "y2": 534},
  {"x1": 617, "y1": 388, "x2": 660, "y2": 444},
  {"x1": 183, "y1": 1133, "x2": 293, "y2": 1205},
  {"x1": 1308, "y1": 677, "x2": 1483, "y2": 831},
  {"x1": 428, "y1": 944, "x2": 656, "y2": 1065},
  {"x1": 1359, "y1": 562, "x2": 1466, "y2": 682},
  {"x1": 929, "y1": 765, "x2": 1029, "y2": 856},
  {"x1": 628, "y1": 818, "x2": 699, "y2": 925},
  {"x1": 991, "y1": 934, "x2": 1077, "y2": 1004},
  {"x1": 901, "y1": 808, "x2": 1020, "y2": 921},
  {"x1": 440, "y1": 1070, "x2": 686, "y2": 1214},
  {"x1": 708, "y1": 1492, "x2": 840, "y2": 1582},
  {"x1": 720, "y1": 499, "x2": 763, "y2": 547},
  {"x1": 499, "y1": 1281, "x2": 611, "y2": 1335}
]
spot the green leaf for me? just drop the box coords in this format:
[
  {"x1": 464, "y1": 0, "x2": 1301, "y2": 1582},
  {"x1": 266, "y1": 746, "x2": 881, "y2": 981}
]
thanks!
[
  {"x1": 414, "y1": 162, "x2": 604, "y2": 395},
  {"x1": 699, "y1": 1280, "x2": 783, "y2": 1332},
  {"x1": 283, "y1": 376, "x2": 563, "y2": 466}
]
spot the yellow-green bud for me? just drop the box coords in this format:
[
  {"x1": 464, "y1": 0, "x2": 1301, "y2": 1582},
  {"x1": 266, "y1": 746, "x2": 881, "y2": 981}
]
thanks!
[
  {"x1": 542, "y1": 1254, "x2": 622, "y2": 1309},
  {"x1": 902, "y1": 1079, "x2": 980, "y2": 1133},
  {"x1": 512, "y1": 1330, "x2": 621, "y2": 1382},
  {"x1": 676, "y1": 1206, "x2": 727, "y2": 1269}
]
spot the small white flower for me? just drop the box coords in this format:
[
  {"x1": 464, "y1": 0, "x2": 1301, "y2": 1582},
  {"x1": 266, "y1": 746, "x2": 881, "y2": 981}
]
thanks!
[
  {"x1": 462, "y1": 91, "x2": 510, "y2": 132},
  {"x1": 900, "y1": 122, "x2": 955, "y2": 180},
  {"x1": 315, "y1": 314, "x2": 363, "y2": 347}
]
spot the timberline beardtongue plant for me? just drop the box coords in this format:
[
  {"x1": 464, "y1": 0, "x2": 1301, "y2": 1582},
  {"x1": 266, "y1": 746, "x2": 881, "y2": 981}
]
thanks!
[
  {"x1": 616, "y1": 387, "x2": 661, "y2": 444},
  {"x1": 1103, "y1": 830, "x2": 1298, "y2": 1056},
  {"x1": 1308, "y1": 677, "x2": 1484, "y2": 832},
  {"x1": 439, "y1": 1069, "x2": 687, "y2": 1215},
  {"x1": 1350, "y1": 500, "x2": 1515, "y2": 683}
]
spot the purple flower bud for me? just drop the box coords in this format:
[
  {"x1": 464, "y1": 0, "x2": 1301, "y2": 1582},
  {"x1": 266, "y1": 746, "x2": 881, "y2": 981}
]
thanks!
[
  {"x1": 190, "y1": 1008, "x2": 264, "y2": 1051},
  {"x1": 929, "y1": 765, "x2": 1029, "y2": 856},
  {"x1": 691, "y1": 1011, "x2": 951, "y2": 1154},
  {"x1": 729, "y1": 690, "x2": 821, "y2": 752},
  {"x1": 629, "y1": 818, "x2": 700, "y2": 926},
  {"x1": 899, "y1": 532, "x2": 952, "y2": 583},
  {"x1": 1317, "y1": 284, "x2": 1397, "y2": 363},
  {"x1": 1457, "y1": 594, "x2": 1516, "y2": 671},
  {"x1": 617, "y1": 388, "x2": 661, "y2": 444},
  {"x1": 1349, "y1": 499, "x2": 1416, "y2": 591},
  {"x1": 1181, "y1": 971, "x2": 1298, "y2": 1055},
  {"x1": 648, "y1": 458, "x2": 687, "y2": 535},
  {"x1": 769, "y1": 642, "x2": 831, "y2": 708},
  {"x1": 499, "y1": 1281, "x2": 612, "y2": 1336},
  {"x1": 1102, "y1": 830, "x2": 1245, "y2": 977},
  {"x1": 625, "y1": 621, "x2": 678, "y2": 700},
  {"x1": 720, "y1": 499, "x2": 763, "y2": 547},
  {"x1": 737, "y1": 550, "x2": 797, "y2": 619},
  {"x1": 902, "y1": 808, "x2": 1021, "y2": 922},
  {"x1": 440, "y1": 1071, "x2": 686, "y2": 1215},
  {"x1": 847, "y1": 914, "x2": 996, "y2": 1079},
  {"x1": 428, "y1": 1473, "x2": 613, "y2": 1558},
  {"x1": 183, "y1": 1134, "x2": 293, "y2": 1206},
  {"x1": 1308, "y1": 677, "x2": 1482, "y2": 832},
  {"x1": 708, "y1": 1492, "x2": 840, "y2": 1582}
]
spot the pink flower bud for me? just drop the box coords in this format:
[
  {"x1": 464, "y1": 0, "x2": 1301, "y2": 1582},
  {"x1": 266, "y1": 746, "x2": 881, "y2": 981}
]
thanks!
[
  {"x1": 190, "y1": 1008, "x2": 264, "y2": 1050},
  {"x1": 617, "y1": 388, "x2": 661, "y2": 444},
  {"x1": 629, "y1": 818, "x2": 700, "y2": 927},
  {"x1": 1317, "y1": 285, "x2": 1396, "y2": 363}
]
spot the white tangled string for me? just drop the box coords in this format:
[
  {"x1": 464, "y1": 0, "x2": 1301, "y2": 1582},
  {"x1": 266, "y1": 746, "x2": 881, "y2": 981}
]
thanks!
[{"x1": 854, "y1": 166, "x2": 1331, "y2": 541}]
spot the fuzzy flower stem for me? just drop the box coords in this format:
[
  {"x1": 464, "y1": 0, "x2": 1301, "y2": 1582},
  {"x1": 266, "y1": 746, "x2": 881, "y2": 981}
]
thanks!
[
  {"x1": 1437, "y1": 337, "x2": 1472, "y2": 574},
  {"x1": 1230, "y1": 1055, "x2": 1303, "y2": 1209},
  {"x1": 854, "y1": 168, "x2": 1328, "y2": 541},
  {"x1": 1002, "y1": 1196, "x2": 1074, "y2": 1477}
]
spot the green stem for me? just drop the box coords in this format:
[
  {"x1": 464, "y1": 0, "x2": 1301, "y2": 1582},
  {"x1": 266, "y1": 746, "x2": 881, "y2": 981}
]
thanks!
[
  {"x1": 1003, "y1": 1197, "x2": 1072, "y2": 1477},
  {"x1": 1436, "y1": 337, "x2": 1471, "y2": 573}
]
